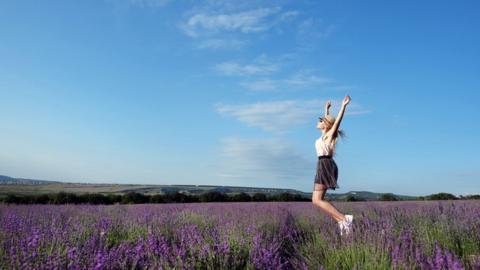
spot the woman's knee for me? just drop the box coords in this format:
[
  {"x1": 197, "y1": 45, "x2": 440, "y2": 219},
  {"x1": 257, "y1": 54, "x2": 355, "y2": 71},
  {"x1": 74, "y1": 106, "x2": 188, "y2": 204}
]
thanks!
[
  {"x1": 312, "y1": 189, "x2": 326, "y2": 203},
  {"x1": 312, "y1": 197, "x2": 324, "y2": 205}
]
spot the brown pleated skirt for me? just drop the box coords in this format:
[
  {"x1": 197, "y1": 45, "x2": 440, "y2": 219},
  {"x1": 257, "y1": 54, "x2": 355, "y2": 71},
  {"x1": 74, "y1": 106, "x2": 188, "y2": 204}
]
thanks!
[{"x1": 314, "y1": 155, "x2": 339, "y2": 190}]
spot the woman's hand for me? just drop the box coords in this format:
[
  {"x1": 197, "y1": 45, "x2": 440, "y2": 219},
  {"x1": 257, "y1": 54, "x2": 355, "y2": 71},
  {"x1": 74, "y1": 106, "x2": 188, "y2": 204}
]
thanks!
[
  {"x1": 342, "y1": 95, "x2": 351, "y2": 106},
  {"x1": 324, "y1": 100, "x2": 332, "y2": 116},
  {"x1": 325, "y1": 100, "x2": 331, "y2": 110}
]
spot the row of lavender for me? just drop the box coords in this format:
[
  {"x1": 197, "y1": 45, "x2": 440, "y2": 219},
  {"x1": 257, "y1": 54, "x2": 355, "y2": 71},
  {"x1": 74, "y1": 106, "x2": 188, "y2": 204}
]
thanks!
[{"x1": 1, "y1": 200, "x2": 479, "y2": 269}]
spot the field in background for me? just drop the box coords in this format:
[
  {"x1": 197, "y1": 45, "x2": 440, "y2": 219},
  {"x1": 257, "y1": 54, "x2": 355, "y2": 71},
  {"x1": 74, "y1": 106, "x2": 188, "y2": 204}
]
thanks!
[{"x1": 0, "y1": 174, "x2": 420, "y2": 201}]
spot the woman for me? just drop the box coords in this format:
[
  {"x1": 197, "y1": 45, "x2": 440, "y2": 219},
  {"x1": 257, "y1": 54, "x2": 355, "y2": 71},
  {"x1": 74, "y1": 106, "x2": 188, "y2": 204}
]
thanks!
[{"x1": 312, "y1": 95, "x2": 353, "y2": 236}]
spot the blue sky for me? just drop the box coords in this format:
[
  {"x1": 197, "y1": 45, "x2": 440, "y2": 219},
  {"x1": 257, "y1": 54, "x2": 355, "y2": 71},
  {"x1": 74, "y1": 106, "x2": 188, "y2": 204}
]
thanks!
[{"x1": 1, "y1": 0, "x2": 479, "y2": 196}]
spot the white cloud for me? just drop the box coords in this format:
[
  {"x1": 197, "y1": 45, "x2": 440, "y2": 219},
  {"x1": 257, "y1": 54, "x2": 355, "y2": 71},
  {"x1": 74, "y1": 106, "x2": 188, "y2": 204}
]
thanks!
[
  {"x1": 215, "y1": 98, "x2": 370, "y2": 133},
  {"x1": 181, "y1": 7, "x2": 281, "y2": 37},
  {"x1": 284, "y1": 71, "x2": 331, "y2": 87},
  {"x1": 215, "y1": 62, "x2": 278, "y2": 76},
  {"x1": 213, "y1": 136, "x2": 313, "y2": 186},
  {"x1": 280, "y1": 10, "x2": 300, "y2": 21},
  {"x1": 196, "y1": 38, "x2": 247, "y2": 49},
  {"x1": 215, "y1": 99, "x2": 322, "y2": 133},
  {"x1": 179, "y1": 4, "x2": 301, "y2": 50},
  {"x1": 239, "y1": 70, "x2": 331, "y2": 91},
  {"x1": 240, "y1": 78, "x2": 277, "y2": 91},
  {"x1": 127, "y1": 0, "x2": 170, "y2": 8},
  {"x1": 214, "y1": 54, "x2": 280, "y2": 76},
  {"x1": 107, "y1": 0, "x2": 171, "y2": 14},
  {"x1": 180, "y1": 6, "x2": 301, "y2": 38}
]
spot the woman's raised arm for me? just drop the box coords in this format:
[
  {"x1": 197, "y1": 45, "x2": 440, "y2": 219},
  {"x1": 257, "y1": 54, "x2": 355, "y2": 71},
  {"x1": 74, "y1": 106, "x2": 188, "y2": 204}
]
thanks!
[
  {"x1": 327, "y1": 95, "x2": 350, "y2": 137},
  {"x1": 324, "y1": 100, "x2": 331, "y2": 117}
]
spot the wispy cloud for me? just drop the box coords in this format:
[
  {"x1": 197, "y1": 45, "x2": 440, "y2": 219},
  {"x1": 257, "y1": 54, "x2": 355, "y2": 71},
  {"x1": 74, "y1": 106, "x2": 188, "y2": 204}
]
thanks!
[
  {"x1": 180, "y1": 5, "x2": 300, "y2": 52},
  {"x1": 285, "y1": 71, "x2": 331, "y2": 86},
  {"x1": 196, "y1": 38, "x2": 248, "y2": 50},
  {"x1": 124, "y1": 0, "x2": 171, "y2": 8},
  {"x1": 215, "y1": 99, "x2": 323, "y2": 133},
  {"x1": 215, "y1": 62, "x2": 276, "y2": 76},
  {"x1": 240, "y1": 78, "x2": 278, "y2": 91},
  {"x1": 213, "y1": 136, "x2": 313, "y2": 186},
  {"x1": 107, "y1": 0, "x2": 171, "y2": 14},
  {"x1": 280, "y1": 10, "x2": 300, "y2": 21},
  {"x1": 215, "y1": 98, "x2": 370, "y2": 133},
  {"x1": 214, "y1": 54, "x2": 333, "y2": 91},
  {"x1": 181, "y1": 7, "x2": 283, "y2": 37},
  {"x1": 214, "y1": 55, "x2": 279, "y2": 76},
  {"x1": 239, "y1": 70, "x2": 331, "y2": 91}
]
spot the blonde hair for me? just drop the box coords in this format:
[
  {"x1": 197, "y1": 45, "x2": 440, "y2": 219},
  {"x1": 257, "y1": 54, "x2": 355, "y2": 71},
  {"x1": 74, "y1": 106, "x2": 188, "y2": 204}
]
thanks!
[{"x1": 326, "y1": 124, "x2": 346, "y2": 157}]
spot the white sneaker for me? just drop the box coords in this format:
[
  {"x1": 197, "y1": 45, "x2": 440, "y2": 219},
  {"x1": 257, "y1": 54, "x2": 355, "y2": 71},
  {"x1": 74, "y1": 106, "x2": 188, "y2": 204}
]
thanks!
[
  {"x1": 345, "y1": 214, "x2": 353, "y2": 224},
  {"x1": 338, "y1": 215, "x2": 354, "y2": 236},
  {"x1": 338, "y1": 220, "x2": 346, "y2": 236}
]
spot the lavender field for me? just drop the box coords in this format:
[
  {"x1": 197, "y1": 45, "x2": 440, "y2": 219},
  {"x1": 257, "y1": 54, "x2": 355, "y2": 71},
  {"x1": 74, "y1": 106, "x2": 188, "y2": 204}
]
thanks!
[{"x1": 1, "y1": 200, "x2": 479, "y2": 269}]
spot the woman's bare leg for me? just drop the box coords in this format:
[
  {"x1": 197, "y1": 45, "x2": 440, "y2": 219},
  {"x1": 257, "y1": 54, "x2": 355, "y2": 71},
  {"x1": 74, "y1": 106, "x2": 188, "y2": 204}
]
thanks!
[{"x1": 312, "y1": 183, "x2": 346, "y2": 222}]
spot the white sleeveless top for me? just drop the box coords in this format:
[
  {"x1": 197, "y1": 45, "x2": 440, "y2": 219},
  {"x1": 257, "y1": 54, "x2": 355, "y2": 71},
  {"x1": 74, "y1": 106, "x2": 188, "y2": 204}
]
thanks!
[{"x1": 315, "y1": 134, "x2": 334, "y2": 157}]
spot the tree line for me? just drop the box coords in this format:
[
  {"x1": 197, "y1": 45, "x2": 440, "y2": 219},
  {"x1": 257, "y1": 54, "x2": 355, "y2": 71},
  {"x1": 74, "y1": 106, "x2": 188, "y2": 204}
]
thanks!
[
  {"x1": 0, "y1": 191, "x2": 309, "y2": 205},
  {"x1": 1, "y1": 191, "x2": 478, "y2": 204}
]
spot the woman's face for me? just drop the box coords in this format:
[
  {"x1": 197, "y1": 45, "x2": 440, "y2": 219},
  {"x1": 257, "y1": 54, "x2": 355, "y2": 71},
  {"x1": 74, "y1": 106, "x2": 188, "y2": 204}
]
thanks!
[
  {"x1": 317, "y1": 118, "x2": 331, "y2": 131},
  {"x1": 317, "y1": 119, "x2": 326, "y2": 130}
]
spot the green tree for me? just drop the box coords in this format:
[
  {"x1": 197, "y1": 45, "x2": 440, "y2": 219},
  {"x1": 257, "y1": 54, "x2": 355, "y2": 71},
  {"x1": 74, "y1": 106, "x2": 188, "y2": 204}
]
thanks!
[
  {"x1": 427, "y1": 193, "x2": 457, "y2": 200},
  {"x1": 344, "y1": 195, "x2": 366, "y2": 202},
  {"x1": 150, "y1": 194, "x2": 165, "y2": 203},
  {"x1": 121, "y1": 192, "x2": 148, "y2": 204},
  {"x1": 200, "y1": 191, "x2": 228, "y2": 202},
  {"x1": 81, "y1": 193, "x2": 111, "y2": 204},
  {"x1": 232, "y1": 192, "x2": 251, "y2": 202},
  {"x1": 379, "y1": 193, "x2": 398, "y2": 201},
  {"x1": 3, "y1": 194, "x2": 22, "y2": 204},
  {"x1": 279, "y1": 192, "x2": 295, "y2": 201},
  {"x1": 252, "y1": 193, "x2": 267, "y2": 201},
  {"x1": 52, "y1": 192, "x2": 79, "y2": 204}
]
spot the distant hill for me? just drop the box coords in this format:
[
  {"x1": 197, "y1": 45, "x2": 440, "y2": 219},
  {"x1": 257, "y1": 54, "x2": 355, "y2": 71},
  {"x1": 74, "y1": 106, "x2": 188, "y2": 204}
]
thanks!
[
  {"x1": 0, "y1": 174, "x2": 418, "y2": 201},
  {"x1": 0, "y1": 175, "x2": 62, "y2": 185}
]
